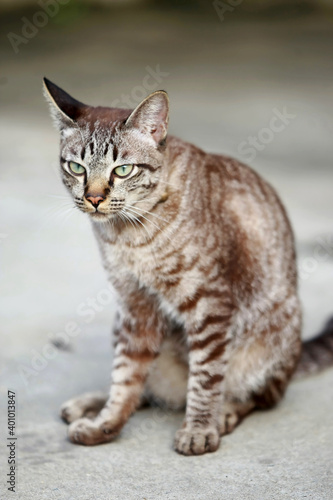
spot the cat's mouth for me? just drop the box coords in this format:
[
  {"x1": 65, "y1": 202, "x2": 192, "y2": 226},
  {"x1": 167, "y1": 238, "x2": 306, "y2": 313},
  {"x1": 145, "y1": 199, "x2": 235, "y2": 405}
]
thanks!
[
  {"x1": 90, "y1": 211, "x2": 107, "y2": 218},
  {"x1": 89, "y1": 210, "x2": 112, "y2": 221},
  {"x1": 79, "y1": 198, "x2": 126, "y2": 221},
  {"x1": 82, "y1": 197, "x2": 126, "y2": 216},
  {"x1": 88, "y1": 208, "x2": 122, "y2": 222}
]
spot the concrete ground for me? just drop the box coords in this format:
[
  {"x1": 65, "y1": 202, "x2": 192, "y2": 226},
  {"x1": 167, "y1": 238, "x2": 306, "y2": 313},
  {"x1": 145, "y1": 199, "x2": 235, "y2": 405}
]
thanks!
[{"x1": 1, "y1": 5, "x2": 333, "y2": 500}]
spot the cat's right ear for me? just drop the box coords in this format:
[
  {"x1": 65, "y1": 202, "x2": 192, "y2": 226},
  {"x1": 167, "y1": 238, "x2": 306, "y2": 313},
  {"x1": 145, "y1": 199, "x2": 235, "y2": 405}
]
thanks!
[{"x1": 43, "y1": 78, "x2": 86, "y2": 132}]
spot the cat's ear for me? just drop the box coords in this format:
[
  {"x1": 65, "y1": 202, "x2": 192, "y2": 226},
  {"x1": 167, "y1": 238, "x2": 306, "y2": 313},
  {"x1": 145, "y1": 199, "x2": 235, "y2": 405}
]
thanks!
[
  {"x1": 43, "y1": 78, "x2": 86, "y2": 131},
  {"x1": 125, "y1": 90, "x2": 169, "y2": 145}
]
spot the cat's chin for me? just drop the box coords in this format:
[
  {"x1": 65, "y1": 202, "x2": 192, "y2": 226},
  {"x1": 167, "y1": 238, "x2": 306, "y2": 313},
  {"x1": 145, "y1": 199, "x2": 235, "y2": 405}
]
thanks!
[{"x1": 89, "y1": 212, "x2": 112, "y2": 223}]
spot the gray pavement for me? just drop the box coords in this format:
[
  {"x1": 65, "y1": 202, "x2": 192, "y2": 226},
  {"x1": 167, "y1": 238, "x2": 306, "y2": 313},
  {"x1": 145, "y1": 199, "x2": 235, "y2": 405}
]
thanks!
[{"x1": 1, "y1": 6, "x2": 333, "y2": 500}]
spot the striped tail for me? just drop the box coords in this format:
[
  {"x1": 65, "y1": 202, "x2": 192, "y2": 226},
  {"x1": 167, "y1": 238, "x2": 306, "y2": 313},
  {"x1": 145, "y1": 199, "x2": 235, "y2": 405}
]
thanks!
[{"x1": 294, "y1": 316, "x2": 333, "y2": 378}]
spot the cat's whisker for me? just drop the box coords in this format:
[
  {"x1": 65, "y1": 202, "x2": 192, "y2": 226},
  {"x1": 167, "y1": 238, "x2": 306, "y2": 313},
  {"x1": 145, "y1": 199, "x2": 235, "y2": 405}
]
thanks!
[
  {"x1": 124, "y1": 207, "x2": 204, "y2": 283},
  {"x1": 120, "y1": 209, "x2": 141, "y2": 239},
  {"x1": 124, "y1": 211, "x2": 203, "y2": 282},
  {"x1": 44, "y1": 198, "x2": 74, "y2": 210},
  {"x1": 125, "y1": 207, "x2": 165, "y2": 238},
  {"x1": 57, "y1": 205, "x2": 81, "y2": 227},
  {"x1": 125, "y1": 207, "x2": 163, "y2": 233},
  {"x1": 127, "y1": 212, "x2": 151, "y2": 239},
  {"x1": 38, "y1": 206, "x2": 77, "y2": 235},
  {"x1": 126, "y1": 204, "x2": 170, "y2": 224},
  {"x1": 59, "y1": 212, "x2": 75, "y2": 228},
  {"x1": 123, "y1": 208, "x2": 153, "y2": 243},
  {"x1": 126, "y1": 207, "x2": 174, "y2": 245},
  {"x1": 104, "y1": 215, "x2": 114, "y2": 232},
  {"x1": 46, "y1": 194, "x2": 72, "y2": 200},
  {"x1": 40, "y1": 203, "x2": 76, "y2": 227},
  {"x1": 117, "y1": 211, "x2": 127, "y2": 228},
  {"x1": 120, "y1": 208, "x2": 132, "y2": 224}
]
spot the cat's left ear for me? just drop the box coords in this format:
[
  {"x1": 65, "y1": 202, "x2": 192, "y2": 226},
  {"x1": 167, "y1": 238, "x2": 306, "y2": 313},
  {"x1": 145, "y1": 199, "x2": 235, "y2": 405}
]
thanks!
[{"x1": 125, "y1": 90, "x2": 169, "y2": 145}]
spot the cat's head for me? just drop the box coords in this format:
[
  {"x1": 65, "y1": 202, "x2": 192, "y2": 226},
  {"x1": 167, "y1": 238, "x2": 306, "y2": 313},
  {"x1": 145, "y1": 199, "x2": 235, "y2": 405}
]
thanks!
[{"x1": 43, "y1": 78, "x2": 169, "y2": 223}]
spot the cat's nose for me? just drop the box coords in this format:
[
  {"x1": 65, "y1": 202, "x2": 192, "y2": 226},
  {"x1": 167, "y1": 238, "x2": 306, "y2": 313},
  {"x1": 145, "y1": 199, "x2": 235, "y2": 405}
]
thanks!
[{"x1": 85, "y1": 194, "x2": 105, "y2": 208}]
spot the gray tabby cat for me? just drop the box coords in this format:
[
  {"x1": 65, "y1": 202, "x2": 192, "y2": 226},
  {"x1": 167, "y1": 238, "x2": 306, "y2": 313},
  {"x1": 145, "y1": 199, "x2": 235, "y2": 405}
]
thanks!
[{"x1": 44, "y1": 78, "x2": 333, "y2": 455}]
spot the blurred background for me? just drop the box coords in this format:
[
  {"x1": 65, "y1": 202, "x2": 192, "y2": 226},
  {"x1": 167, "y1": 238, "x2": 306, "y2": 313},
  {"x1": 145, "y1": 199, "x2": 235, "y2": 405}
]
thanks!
[{"x1": 1, "y1": 1, "x2": 333, "y2": 498}]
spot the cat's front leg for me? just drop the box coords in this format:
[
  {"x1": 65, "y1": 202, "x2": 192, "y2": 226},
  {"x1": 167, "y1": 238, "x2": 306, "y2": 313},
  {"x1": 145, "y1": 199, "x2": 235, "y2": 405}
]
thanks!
[
  {"x1": 174, "y1": 302, "x2": 234, "y2": 456},
  {"x1": 68, "y1": 296, "x2": 164, "y2": 446},
  {"x1": 68, "y1": 342, "x2": 157, "y2": 445}
]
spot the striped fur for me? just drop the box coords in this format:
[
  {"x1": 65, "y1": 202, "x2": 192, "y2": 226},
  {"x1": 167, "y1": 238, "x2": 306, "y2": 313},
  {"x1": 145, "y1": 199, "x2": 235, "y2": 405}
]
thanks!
[{"x1": 44, "y1": 79, "x2": 333, "y2": 455}]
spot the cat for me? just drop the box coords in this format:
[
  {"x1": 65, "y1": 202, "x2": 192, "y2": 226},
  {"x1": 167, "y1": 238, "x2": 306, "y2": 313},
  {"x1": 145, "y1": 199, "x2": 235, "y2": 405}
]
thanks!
[{"x1": 43, "y1": 78, "x2": 333, "y2": 455}]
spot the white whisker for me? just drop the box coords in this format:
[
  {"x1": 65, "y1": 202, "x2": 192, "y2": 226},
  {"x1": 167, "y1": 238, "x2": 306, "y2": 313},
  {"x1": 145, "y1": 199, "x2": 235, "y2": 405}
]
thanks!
[
  {"x1": 126, "y1": 204, "x2": 169, "y2": 224},
  {"x1": 46, "y1": 194, "x2": 72, "y2": 200},
  {"x1": 120, "y1": 209, "x2": 141, "y2": 239},
  {"x1": 123, "y1": 208, "x2": 153, "y2": 242},
  {"x1": 126, "y1": 206, "x2": 174, "y2": 244},
  {"x1": 126, "y1": 207, "x2": 163, "y2": 233}
]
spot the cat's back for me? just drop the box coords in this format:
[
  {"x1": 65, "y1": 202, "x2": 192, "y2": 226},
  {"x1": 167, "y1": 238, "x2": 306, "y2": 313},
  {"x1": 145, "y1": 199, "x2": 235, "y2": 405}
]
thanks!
[
  {"x1": 211, "y1": 151, "x2": 298, "y2": 293},
  {"x1": 168, "y1": 136, "x2": 293, "y2": 242},
  {"x1": 210, "y1": 151, "x2": 295, "y2": 249},
  {"x1": 168, "y1": 137, "x2": 297, "y2": 295}
]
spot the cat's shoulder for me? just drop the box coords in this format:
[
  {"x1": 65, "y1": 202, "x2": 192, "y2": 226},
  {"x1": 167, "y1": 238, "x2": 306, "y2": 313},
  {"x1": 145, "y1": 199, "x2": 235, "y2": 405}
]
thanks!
[{"x1": 167, "y1": 135, "x2": 263, "y2": 185}]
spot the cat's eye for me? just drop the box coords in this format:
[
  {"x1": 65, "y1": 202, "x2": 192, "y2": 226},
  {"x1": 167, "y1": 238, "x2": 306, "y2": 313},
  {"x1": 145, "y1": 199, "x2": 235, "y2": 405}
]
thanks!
[
  {"x1": 114, "y1": 164, "x2": 134, "y2": 178},
  {"x1": 69, "y1": 161, "x2": 86, "y2": 175}
]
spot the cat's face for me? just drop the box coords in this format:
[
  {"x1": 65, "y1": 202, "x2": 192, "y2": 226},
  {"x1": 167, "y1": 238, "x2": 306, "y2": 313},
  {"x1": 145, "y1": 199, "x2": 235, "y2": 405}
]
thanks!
[{"x1": 44, "y1": 79, "x2": 169, "y2": 223}]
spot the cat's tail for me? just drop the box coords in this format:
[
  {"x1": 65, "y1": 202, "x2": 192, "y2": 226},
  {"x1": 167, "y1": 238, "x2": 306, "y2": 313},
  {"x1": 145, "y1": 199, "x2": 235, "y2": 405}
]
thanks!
[{"x1": 294, "y1": 316, "x2": 333, "y2": 378}]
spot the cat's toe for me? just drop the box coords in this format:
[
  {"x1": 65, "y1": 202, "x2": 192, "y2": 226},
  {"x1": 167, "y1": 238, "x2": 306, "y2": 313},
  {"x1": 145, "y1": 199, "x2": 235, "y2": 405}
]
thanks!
[
  {"x1": 68, "y1": 418, "x2": 119, "y2": 446},
  {"x1": 219, "y1": 412, "x2": 240, "y2": 436},
  {"x1": 68, "y1": 418, "x2": 102, "y2": 445},
  {"x1": 60, "y1": 402, "x2": 84, "y2": 424},
  {"x1": 174, "y1": 427, "x2": 220, "y2": 456}
]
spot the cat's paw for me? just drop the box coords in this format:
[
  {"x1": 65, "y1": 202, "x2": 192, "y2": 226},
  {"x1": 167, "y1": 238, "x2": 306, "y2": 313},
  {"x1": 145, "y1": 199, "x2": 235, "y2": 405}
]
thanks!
[
  {"x1": 174, "y1": 427, "x2": 220, "y2": 456},
  {"x1": 60, "y1": 392, "x2": 107, "y2": 424},
  {"x1": 68, "y1": 417, "x2": 120, "y2": 446}
]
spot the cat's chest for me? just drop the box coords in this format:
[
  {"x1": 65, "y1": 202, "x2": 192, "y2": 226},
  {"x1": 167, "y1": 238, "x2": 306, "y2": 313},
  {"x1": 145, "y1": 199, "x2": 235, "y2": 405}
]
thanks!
[
  {"x1": 98, "y1": 229, "x2": 214, "y2": 315},
  {"x1": 101, "y1": 238, "x2": 177, "y2": 291}
]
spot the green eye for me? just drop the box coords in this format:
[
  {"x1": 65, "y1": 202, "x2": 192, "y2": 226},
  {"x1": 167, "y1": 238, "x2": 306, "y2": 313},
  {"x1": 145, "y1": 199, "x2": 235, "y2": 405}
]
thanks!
[
  {"x1": 114, "y1": 164, "x2": 134, "y2": 178},
  {"x1": 69, "y1": 161, "x2": 86, "y2": 175}
]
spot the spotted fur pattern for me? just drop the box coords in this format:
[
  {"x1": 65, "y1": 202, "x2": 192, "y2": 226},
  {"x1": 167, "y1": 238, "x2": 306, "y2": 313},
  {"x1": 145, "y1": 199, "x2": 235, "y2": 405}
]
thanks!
[{"x1": 44, "y1": 78, "x2": 332, "y2": 455}]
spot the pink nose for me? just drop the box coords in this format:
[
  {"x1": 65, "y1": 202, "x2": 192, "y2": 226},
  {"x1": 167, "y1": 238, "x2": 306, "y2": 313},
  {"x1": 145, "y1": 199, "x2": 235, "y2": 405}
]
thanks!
[{"x1": 85, "y1": 195, "x2": 105, "y2": 208}]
